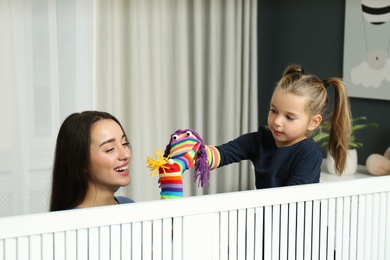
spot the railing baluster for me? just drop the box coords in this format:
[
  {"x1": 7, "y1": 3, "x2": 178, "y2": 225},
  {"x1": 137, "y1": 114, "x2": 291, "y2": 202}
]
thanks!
[
  {"x1": 246, "y1": 208, "x2": 255, "y2": 260},
  {"x1": 312, "y1": 200, "x2": 321, "y2": 260},
  {"x1": 280, "y1": 204, "x2": 288, "y2": 260},
  {"x1": 254, "y1": 207, "x2": 264, "y2": 260},
  {"x1": 272, "y1": 205, "x2": 280, "y2": 259}
]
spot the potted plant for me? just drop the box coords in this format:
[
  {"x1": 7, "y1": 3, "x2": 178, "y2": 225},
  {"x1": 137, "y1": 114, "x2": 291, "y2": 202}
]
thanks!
[{"x1": 312, "y1": 116, "x2": 378, "y2": 175}]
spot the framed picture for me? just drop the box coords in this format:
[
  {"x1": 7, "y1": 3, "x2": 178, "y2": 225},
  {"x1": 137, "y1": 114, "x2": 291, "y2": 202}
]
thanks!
[{"x1": 343, "y1": 0, "x2": 390, "y2": 100}]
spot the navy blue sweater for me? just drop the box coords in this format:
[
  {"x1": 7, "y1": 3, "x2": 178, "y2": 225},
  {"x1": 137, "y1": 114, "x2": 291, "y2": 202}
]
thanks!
[{"x1": 216, "y1": 126, "x2": 322, "y2": 189}]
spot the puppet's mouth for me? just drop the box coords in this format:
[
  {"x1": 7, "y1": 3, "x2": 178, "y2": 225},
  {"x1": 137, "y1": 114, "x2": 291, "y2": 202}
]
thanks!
[{"x1": 192, "y1": 142, "x2": 201, "y2": 153}]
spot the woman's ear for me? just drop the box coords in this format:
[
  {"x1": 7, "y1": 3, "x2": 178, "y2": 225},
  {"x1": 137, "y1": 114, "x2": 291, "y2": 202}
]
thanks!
[{"x1": 308, "y1": 114, "x2": 322, "y2": 131}]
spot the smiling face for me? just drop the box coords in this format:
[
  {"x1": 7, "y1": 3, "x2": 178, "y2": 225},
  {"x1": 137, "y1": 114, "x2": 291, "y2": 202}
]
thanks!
[
  {"x1": 267, "y1": 90, "x2": 321, "y2": 147},
  {"x1": 88, "y1": 119, "x2": 131, "y2": 192}
]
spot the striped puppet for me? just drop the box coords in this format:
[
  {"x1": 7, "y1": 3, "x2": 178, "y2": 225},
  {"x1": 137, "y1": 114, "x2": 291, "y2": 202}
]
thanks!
[{"x1": 146, "y1": 129, "x2": 220, "y2": 199}]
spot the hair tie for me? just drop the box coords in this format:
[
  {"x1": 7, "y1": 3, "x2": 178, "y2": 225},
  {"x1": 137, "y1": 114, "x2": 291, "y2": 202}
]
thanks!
[{"x1": 323, "y1": 79, "x2": 330, "y2": 88}]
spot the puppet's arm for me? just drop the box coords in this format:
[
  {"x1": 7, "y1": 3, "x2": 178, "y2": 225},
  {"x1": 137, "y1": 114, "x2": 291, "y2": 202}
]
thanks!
[{"x1": 192, "y1": 144, "x2": 221, "y2": 187}]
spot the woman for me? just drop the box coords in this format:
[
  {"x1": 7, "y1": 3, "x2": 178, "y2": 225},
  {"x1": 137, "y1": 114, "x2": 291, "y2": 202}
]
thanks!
[{"x1": 50, "y1": 111, "x2": 134, "y2": 211}]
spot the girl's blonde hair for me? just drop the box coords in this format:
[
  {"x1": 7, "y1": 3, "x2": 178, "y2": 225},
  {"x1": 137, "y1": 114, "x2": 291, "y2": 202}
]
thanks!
[{"x1": 274, "y1": 64, "x2": 352, "y2": 175}]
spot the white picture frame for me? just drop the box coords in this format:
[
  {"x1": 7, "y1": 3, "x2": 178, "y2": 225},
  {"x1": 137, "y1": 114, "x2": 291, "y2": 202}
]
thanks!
[{"x1": 343, "y1": 0, "x2": 390, "y2": 100}]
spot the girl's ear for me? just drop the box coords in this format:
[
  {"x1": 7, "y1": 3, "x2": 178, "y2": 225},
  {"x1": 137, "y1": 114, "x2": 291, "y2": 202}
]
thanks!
[{"x1": 308, "y1": 114, "x2": 322, "y2": 131}]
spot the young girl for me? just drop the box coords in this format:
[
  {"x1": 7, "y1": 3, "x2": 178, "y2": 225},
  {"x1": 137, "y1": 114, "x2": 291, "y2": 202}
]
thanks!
[
  {"x1": 50, "y1": 111, "x2": 134, "y2": 211},
  {"x1": 206, "y1": 64, "x2": 351, "y2": 188}
]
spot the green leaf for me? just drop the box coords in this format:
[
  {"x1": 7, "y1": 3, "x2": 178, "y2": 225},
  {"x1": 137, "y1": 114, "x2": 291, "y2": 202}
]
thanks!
[{"x1": 312, "y1": 116, "x2": 378, "y2": 148}]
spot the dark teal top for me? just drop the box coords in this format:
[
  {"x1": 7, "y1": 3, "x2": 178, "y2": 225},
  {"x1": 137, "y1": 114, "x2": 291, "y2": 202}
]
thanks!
[
  {"x1": 115, "y1": 196, "x2": 135, "y2": 204},
  {"x1": 73, "y1": 196, "x2": 134, "y2": 209}
]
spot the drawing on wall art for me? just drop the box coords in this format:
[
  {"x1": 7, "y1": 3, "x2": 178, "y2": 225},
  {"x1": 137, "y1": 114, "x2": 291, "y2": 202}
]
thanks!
[{"x1": 343, "y1": 0, "x2": 390, "y2": 100}]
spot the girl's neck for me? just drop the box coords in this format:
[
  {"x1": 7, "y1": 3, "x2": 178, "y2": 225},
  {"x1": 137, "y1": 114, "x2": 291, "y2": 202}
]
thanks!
[{"x1": 275, "y1": 136, "x2": 307, "y2": 148}]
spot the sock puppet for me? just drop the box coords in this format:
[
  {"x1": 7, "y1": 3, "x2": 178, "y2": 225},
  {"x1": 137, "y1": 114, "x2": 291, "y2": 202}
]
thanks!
[{"x1": 146, "y1": 129, "x2": 220, "y2": 199}]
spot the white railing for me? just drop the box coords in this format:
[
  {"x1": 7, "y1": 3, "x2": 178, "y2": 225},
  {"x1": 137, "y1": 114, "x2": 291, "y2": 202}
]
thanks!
[{"x1": 1, "y1": 175, "x2": 390, "y2": 260}]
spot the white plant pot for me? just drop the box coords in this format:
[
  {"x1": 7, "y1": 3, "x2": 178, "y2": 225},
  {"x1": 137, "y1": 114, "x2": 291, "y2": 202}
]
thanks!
[{"x1": 326, "y1": 149, "x2": 358, "y2": 175}]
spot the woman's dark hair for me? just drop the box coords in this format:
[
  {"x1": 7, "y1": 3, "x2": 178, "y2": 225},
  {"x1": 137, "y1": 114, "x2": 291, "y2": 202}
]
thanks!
[{"x1": 49, "y1": 111, "x2": 126, "y2": 211}]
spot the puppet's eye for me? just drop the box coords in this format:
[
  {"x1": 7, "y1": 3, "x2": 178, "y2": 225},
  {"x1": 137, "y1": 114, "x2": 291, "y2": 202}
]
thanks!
[
  {"x1": 172, "y1": 135, "x2": 179, "y2": 140},
  {"x1": 186, "y1": 131, "x2": 192, "y2": 136}
]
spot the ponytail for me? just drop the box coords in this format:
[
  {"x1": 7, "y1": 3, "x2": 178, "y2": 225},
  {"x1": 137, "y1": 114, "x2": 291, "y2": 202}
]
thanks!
[{"x1": 325, "y1": 78, "x2": 352, "y2": 175}]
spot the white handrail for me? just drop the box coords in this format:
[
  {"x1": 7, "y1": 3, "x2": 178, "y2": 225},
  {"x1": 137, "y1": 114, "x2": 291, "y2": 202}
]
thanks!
[{"x1": 1, "y1": 175, "x2": 389, "y2": 239}]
